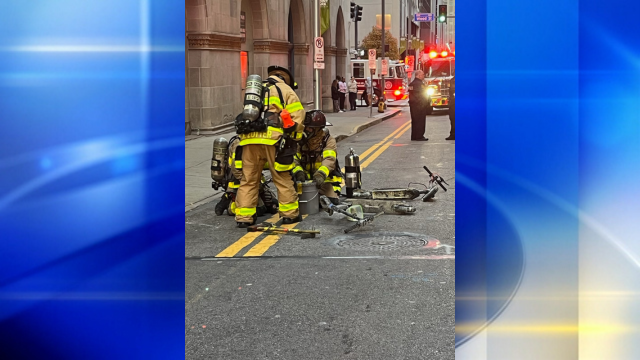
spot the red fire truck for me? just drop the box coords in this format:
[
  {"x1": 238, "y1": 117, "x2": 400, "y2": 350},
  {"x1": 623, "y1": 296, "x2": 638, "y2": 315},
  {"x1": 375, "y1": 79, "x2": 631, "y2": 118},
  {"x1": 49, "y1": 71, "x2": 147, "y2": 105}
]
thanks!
[
  {"x1": 351, "y1": 59, "x2": 409, "y2": 104},
  {"x1": 420, "y1": 50, "x2": 455, "y2": 114}
]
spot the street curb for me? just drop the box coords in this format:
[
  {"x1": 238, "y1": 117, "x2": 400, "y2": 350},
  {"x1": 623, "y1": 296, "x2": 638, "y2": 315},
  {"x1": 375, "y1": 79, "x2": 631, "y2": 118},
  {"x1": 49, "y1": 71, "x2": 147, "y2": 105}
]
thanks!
[{"x1": 334, "y1": 108, "x2": 403, "y2": 143}]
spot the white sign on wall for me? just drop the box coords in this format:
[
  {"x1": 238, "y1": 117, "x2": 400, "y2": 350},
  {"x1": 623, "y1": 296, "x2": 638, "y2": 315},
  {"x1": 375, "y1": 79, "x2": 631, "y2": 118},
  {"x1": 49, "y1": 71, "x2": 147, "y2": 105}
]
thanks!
[{"x1": 314, "y1": 37, "x2": 324, "y2": 62}]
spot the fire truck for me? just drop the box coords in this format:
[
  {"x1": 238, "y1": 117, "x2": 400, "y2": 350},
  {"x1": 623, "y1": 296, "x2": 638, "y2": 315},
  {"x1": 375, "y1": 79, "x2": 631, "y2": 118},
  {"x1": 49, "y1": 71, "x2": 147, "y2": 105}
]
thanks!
[
  {"x1": 351, "y1": 59, "x2": 409, "y2": 104},
  {"x1": 421, "y1": 50, "x2": 455, "y2": 114}
]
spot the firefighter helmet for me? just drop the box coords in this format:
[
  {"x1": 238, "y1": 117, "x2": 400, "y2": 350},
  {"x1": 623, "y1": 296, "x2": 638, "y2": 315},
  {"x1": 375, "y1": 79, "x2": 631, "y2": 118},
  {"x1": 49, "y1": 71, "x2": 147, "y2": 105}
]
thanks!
[
  {"x1": 304, "y1": 110, "x2": 332, "y2": 128},
  {"x1": 267, "y1": 65, "x2": 298, "y2": 89}
]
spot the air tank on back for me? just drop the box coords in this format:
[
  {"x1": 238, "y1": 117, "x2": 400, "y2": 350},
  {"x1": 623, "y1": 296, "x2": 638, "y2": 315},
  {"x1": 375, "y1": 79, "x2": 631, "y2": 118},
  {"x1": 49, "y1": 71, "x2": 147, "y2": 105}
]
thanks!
[
  {"x1": 211, "y1": 137, "x2": 229, "y2": 185},
  {"x1": 242, "y1": 74, "x2": 263, "y2": 121}
]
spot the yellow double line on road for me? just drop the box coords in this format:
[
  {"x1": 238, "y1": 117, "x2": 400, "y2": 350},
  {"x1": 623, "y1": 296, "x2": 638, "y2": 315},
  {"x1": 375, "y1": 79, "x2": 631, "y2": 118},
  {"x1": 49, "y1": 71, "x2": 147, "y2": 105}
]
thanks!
[{"x1": 214, "y1": 119, "x2": 411, "y2": 258}]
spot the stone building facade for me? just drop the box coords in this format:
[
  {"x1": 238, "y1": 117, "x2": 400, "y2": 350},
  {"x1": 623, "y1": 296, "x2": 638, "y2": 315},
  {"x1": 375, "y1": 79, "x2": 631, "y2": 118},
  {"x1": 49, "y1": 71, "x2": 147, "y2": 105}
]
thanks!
[{"x1": 185, "y1": 0, "x2": 351, "y2": 135}]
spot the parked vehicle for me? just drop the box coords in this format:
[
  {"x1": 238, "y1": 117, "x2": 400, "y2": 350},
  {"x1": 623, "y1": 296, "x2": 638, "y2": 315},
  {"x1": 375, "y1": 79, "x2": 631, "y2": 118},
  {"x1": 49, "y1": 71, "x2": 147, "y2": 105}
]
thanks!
[{"x1": 351, "y1": 59, "x2": 408, "y2": 105}]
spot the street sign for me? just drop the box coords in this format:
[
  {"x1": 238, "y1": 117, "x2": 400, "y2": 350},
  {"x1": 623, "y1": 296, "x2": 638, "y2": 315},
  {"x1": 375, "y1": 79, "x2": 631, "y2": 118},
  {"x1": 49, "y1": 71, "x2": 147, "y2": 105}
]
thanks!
[
  {"x1": 314, "y1": 37, "x2": 324, "y2": 62},
  {"x1": 381, "y1": 59, "x2": 388, "y2": 75},
  {"x1": 368, "y1": 49, "x2": 376, "y2": 69},
  {"x1": 414, "y1": 13, "x2": 435, "y2": 22},
  {"x1": 314, "y1": 62, "x2": 325, "y2": 69}
]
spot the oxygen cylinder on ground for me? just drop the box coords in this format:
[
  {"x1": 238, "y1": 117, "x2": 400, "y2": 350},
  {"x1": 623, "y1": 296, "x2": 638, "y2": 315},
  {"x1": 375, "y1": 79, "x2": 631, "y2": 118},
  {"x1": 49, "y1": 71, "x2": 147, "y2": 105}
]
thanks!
[
  {"x1": 344, "y1": 148, "x2": 362, "y2": 198},
  {"x1": 242, "y1": 74, "x2": 263, "y2": 121},
  {"x1": 211, "y1": 137, "x2": 229, "y2": 183}
]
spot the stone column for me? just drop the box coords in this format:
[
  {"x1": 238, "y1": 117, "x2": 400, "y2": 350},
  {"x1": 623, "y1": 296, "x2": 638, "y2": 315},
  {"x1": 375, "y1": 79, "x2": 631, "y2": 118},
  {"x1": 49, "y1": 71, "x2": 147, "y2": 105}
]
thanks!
[
  {"x1": 321, "y1": 46, "x2": 337, "y2": 112},
  {"x1": 293, "y1": 43, "x2": 312, "y2": 107},
  {"x1": 336, "y1": 47, "x2": 348, "y2": 83}
]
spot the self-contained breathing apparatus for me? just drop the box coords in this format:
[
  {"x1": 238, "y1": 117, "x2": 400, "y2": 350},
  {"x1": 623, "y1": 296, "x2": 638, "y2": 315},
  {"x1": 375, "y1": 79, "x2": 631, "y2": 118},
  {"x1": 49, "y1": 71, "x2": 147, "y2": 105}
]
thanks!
[
  {"x1": 234, "y1": 73, "x2": 300, "y2": 177},
  {"x1": 211, "y1": 137, "x2": 229, "y2": 191},
  {"x1": 344, "y1": 148, "x2": 362, "y2": 198},
  {"x1": 212, "y1": 135, "x2": 279, "y2": 216},
  {"x1": 235, "y1": 75, "x2": 293, "y2": 135}
]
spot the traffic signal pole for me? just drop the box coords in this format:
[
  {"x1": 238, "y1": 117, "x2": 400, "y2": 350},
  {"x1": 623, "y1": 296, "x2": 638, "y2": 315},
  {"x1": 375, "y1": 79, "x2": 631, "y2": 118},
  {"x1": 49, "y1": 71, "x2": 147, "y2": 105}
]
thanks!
[
  {"x1": 380, "y1": 0, "x2": 385, "y2": 103},
  {"x1": 354, "y1": 18, "x2": 358, "y2": 52},
  {"x1": 313, "y1": 0, "x2": 321, "y2": 109}
]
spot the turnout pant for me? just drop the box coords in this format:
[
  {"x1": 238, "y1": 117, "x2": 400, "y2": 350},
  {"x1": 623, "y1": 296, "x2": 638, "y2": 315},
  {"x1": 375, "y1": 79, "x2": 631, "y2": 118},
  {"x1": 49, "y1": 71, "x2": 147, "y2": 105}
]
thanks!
[
  {"x1": 409, "y1": 103, "x2": 426, "y2": 139},
  {"x1": 235, "y1": 144, "x2": 299, "y2": 223},
  {"x1": 319, "y1": 182, "x2": 338, "y2": 200}
]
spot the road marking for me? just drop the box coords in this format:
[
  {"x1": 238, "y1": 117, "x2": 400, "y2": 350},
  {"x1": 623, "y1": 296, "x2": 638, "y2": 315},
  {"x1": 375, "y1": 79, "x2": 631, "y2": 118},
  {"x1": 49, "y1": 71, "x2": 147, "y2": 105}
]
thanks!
[
  {"x1": 358, "y1": 120, "x2": 411, "y2": 161},
  {"x1": 359, "y1": 123, "x2": 411, "y2": 169},
  {"x1": 219, "y1": 120, "x2": 411, "y2": 257},
  {"x1": 215, "y1": 214, "x2": 280, "y2": 258},
  {"x1": 243, "y1": 215, "x2": 309, "y2": 257},
  {"x1": 340, "y1": 120, "x2": 411, "y2": 183}
]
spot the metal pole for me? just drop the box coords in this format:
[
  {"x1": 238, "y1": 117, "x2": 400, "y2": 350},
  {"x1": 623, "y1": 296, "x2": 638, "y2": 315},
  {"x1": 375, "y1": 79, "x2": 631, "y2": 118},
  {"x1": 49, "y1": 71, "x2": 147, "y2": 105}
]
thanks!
[
  {"x1": 313, "y1": 0, "x2": 321, "y2": 109},
  {"x1": 355, "y1": 19, "x2": 358, "y2": 54},
  {"x1": 380, "y1": 0, "x2": 385, "y2": 105}
]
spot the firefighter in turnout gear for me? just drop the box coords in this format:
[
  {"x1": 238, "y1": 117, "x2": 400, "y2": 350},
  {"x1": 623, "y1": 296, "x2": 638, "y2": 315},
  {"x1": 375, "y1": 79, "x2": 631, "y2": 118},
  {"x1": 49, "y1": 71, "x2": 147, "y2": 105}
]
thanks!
[
  {"x1": 292, "y1": 110, "x2": 343, "y2": 205},
  {"x1": 234, "y1": 65, "x2": 306, "y2": 227},
  {"x1": 214, "y1": 136, "x2": 278, "y2": 217}
]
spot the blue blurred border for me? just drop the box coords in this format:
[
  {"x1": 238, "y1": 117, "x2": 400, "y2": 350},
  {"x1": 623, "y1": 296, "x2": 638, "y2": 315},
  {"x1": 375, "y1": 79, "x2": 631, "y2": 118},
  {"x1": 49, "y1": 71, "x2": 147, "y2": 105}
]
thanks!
[
  {"x1": 0, "y1": 1, "x2": 184, "y2": 358},
  {"x1": 457, "y1": 0, "x2": 640, "y2": 357}
]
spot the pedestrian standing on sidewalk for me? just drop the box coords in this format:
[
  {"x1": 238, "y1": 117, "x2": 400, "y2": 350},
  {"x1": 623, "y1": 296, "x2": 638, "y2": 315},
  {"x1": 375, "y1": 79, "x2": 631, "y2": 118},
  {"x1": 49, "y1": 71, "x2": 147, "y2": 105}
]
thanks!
[
  {"x1": 331, "y1": 79, "x2": 340, "y2": 113},
  {"x1": 348, "y1": 76, "x2": 358, "y2": 111},
  {"x1": 338, "y1": 76, "x2": 347, "y2": 112},
  {"x1": 361, "y1": 77, "x2": 371, "y2": 107},
  {"x1": 408, "y1": 70, "x2": 428, "y2": 141}
]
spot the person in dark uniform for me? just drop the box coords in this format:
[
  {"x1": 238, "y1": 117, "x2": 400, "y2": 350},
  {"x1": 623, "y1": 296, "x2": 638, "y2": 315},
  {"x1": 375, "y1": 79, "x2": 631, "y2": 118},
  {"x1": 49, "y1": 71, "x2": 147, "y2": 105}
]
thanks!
[
  {"x1": 446, "y1": 76, "x2": 455, "y2": 140},
  {"x1": 408, "y1": 70, "x2": 428, "y2": 141}
]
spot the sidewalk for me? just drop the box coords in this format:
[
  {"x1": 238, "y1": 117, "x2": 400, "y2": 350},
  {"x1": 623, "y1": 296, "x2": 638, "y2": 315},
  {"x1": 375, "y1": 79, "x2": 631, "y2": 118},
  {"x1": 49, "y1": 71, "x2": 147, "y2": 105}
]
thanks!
[{"x1": 185, "y1": 106, "x2": 403, "y2": 212}]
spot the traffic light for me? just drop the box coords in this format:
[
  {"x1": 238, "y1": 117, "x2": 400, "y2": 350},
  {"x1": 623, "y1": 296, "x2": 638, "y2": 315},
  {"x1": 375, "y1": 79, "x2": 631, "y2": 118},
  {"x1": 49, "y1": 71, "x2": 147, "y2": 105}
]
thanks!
[
  {"x1": 350, "y1": 2, "x2": 356, "y2": 21},
  {"x1": 438, "y1": 5, "x2": 447, "y2": 23},
  {"x1": 355, "y1": 5, "x2": 363, "y2": 22}
]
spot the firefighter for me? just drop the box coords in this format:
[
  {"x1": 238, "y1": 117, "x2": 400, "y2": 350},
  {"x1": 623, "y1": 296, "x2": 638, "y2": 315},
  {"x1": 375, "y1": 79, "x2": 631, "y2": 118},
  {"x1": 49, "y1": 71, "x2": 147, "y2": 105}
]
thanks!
[
  {"x1": 214, "y1": 136, "x2": 277, "y2": 217},
  {"x1": 292, "y1": 110, "x2": 342, "y2": 205},
  {"x1": 234, "y1": 65, "x2": 305, "y2": 227},
  {"x1": 408, "y1": 70, "x2": 428, "y2": 141}
]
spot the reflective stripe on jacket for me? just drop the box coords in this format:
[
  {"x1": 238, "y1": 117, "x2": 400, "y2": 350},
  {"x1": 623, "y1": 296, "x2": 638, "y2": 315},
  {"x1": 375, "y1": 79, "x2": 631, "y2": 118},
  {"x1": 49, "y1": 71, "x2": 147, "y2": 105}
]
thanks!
[
  {"x1": 239, "y1": 76, "x2": 305, "y2": 146},
  {"x1": 293, "y1": 130, "x2": 341, "y2": 182}
]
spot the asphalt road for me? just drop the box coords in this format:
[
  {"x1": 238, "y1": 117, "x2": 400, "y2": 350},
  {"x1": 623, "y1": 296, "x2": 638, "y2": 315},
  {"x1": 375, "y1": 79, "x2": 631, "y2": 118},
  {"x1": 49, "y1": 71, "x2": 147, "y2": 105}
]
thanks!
[{"x1": 185, "y1": 109, "x2": 455, "y2": 359}]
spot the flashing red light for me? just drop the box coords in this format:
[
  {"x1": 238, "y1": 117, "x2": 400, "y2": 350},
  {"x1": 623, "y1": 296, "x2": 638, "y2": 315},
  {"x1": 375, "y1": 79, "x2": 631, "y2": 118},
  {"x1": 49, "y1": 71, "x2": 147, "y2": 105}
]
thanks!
[
  {"x1": 429, "y1": 51, "x2": 438, "y2": 58},
  {"x1": 394, "y1": 90, "x2": 401, "y2": 96},
  {"x1": 441, "y1": 51, "x2": 448, "y2": 57}
]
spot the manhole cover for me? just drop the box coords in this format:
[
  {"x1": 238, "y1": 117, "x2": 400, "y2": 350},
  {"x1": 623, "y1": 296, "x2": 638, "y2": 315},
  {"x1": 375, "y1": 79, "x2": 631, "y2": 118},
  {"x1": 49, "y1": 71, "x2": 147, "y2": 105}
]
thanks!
[{"x1": 334, "y1": 232, "x2": 430, "y2": 251}]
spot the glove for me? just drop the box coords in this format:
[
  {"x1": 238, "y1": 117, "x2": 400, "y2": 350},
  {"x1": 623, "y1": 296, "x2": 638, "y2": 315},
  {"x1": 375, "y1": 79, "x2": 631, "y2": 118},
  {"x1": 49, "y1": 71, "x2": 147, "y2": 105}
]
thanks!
[
  {"x1": 313, "y1": 171, "x2": 326, "y2": 189},
  {"x1": 294, "y1": 171, "x2": 306, "y2": 183}
]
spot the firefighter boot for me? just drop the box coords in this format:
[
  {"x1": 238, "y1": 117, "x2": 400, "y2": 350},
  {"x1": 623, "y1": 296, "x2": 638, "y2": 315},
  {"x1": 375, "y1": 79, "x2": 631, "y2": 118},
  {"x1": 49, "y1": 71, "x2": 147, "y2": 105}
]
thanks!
[
  {"x1": 256, "y1": 205, "x2": 268, "y2": 217},
  {"x1": 237, "y1": 214, "x2": 257, "y2": 228},
  {"x1": 215, "y1": 193, "x2": 232, "y2": 216},
  {"x1": 282, "y1": 214, "x2": 302, "y2": 224}
]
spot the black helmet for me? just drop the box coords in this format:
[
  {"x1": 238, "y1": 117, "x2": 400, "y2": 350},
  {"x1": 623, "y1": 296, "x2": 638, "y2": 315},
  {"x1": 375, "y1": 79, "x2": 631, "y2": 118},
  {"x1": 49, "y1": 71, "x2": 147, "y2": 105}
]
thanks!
[
  {"x1": 267, "y1": 65, "x2": 298, "y2": 89},
  {"x1": 304, "y1": 110, "x2": 330, "y2": 128}
]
